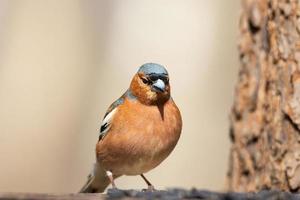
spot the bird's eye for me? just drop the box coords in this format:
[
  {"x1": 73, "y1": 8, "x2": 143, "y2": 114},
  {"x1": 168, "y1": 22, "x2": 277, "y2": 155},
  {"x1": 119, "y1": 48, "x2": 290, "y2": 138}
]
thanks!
[{"x1": 141, "y1": 77, "x2": 150, "y2": 85}]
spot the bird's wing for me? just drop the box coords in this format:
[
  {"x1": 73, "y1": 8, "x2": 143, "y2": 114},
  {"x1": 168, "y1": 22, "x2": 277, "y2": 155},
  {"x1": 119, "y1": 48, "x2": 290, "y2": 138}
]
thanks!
[{"x1": 98, "y1": 95, "x2": 125, "y2": 140}]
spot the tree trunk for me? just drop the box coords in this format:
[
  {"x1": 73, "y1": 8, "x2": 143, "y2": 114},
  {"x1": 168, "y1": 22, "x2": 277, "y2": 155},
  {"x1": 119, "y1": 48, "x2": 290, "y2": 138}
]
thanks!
[{"x1": 227, "y1": 0, "x2": 300, "y2": 192}]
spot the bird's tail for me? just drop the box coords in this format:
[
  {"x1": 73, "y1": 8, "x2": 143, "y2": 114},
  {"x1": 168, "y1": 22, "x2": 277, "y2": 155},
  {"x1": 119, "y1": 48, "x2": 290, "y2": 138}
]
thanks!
[{"x1": 79, "y1": 163, "x2": 110, "y2": 193}]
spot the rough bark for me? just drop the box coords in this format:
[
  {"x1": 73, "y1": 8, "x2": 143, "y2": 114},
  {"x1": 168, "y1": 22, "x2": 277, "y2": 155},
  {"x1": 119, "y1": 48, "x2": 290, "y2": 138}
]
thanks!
[{"x1": 227, "y1": 0, "x2": 300, "y2": 192}]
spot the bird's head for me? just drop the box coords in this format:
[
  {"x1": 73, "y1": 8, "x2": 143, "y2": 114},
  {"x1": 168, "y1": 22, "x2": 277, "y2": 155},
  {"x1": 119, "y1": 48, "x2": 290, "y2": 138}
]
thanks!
[{"x1": 130, "y1": 63, "x2": 171, "y2": 105}]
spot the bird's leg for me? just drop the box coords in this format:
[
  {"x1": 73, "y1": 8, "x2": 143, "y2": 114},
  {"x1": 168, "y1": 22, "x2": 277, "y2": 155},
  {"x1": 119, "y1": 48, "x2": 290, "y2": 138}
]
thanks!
[
  {"x1": 106, "y1": 171, "x2": 117, "y2": 189},
  {"x1": 140, "y1": 174, "x2": 155, "y2": 191}
]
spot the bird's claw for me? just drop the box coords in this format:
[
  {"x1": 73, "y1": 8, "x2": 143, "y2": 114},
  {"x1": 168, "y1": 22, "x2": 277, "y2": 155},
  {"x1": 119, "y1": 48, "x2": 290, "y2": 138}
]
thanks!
[{"x1": 142, "y1": 185, "x2": 156, "y2": 192}]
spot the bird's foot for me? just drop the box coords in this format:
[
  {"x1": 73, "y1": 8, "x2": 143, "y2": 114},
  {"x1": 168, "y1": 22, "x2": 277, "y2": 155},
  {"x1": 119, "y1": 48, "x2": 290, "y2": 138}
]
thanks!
[
  {"x1": 111, "y1": 185, "x2": 119, "y2": 190},
  {"x1": 108, "y1": 186, "x2": 122, "y2": 194},
  {"x1": 142, "y1": 185, "x2": 156, "y2": 192}
]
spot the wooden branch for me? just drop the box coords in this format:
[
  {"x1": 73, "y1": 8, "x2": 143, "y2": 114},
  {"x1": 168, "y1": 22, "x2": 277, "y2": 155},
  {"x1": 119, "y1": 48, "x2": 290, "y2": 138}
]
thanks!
[
  {"x1": 0, "y1": 193, "x2": 106, "y2": 200},
  {"x1": 0, "y1": 190, "x2": 298, "y2": 200}
]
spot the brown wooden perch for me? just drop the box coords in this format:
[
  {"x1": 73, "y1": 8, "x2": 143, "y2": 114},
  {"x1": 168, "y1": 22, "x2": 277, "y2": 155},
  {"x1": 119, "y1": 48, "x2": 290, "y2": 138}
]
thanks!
[
  {"x1": 0, "y1": 193, "x2": 105, "y2": 200},
  {"x1": 0, "y1": 189, "x2": 299, "y2": 200}
]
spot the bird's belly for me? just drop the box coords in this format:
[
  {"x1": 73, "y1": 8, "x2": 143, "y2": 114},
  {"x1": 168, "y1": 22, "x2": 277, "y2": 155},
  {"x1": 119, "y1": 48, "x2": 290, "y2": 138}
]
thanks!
[
  {"x1": 100, "y1": 127, "x2": 179, "y2": 176},
  {"x1": 96, "y1": 100, "x2": 182, "y2": 176},
  {"x1": 115, "y1": 154, "x2": 159, "y2": 176}
]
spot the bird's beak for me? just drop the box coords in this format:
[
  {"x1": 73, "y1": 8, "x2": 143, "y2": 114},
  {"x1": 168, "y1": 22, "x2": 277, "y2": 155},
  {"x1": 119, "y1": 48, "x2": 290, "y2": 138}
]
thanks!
[{"x1": 152, "y1": 79, "x2": 165, "y2": 93}]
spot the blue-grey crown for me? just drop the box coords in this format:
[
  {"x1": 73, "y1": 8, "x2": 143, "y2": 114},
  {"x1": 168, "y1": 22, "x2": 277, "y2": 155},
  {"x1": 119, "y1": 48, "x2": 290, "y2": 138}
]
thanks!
[{"x1": 138, "y1": 63, "x2": 168, "y2": 75}]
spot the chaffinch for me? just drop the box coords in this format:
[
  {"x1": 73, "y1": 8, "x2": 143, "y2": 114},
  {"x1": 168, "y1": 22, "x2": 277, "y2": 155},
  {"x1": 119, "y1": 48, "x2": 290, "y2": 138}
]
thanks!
[{"x1": 80, "y1": 63, "x2": 182, "y2": 193}]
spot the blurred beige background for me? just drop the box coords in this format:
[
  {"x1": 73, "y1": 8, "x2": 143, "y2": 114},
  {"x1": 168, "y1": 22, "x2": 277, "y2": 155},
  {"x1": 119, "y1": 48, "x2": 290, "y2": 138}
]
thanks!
[{"x1": 0, "y1": 0, "x2": 239, "y2": 193}]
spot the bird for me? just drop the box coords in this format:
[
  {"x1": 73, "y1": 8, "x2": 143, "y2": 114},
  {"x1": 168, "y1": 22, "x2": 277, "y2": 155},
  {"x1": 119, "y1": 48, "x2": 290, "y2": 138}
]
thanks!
[{"x1": 80, "y1": 63, "x2": 182, "y2": 193}]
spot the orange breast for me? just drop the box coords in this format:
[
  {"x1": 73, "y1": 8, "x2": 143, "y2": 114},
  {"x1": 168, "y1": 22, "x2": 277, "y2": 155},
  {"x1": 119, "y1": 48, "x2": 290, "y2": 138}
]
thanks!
[{"x1": 96, "y1": 98, "x2": 182, "y2": 176}]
